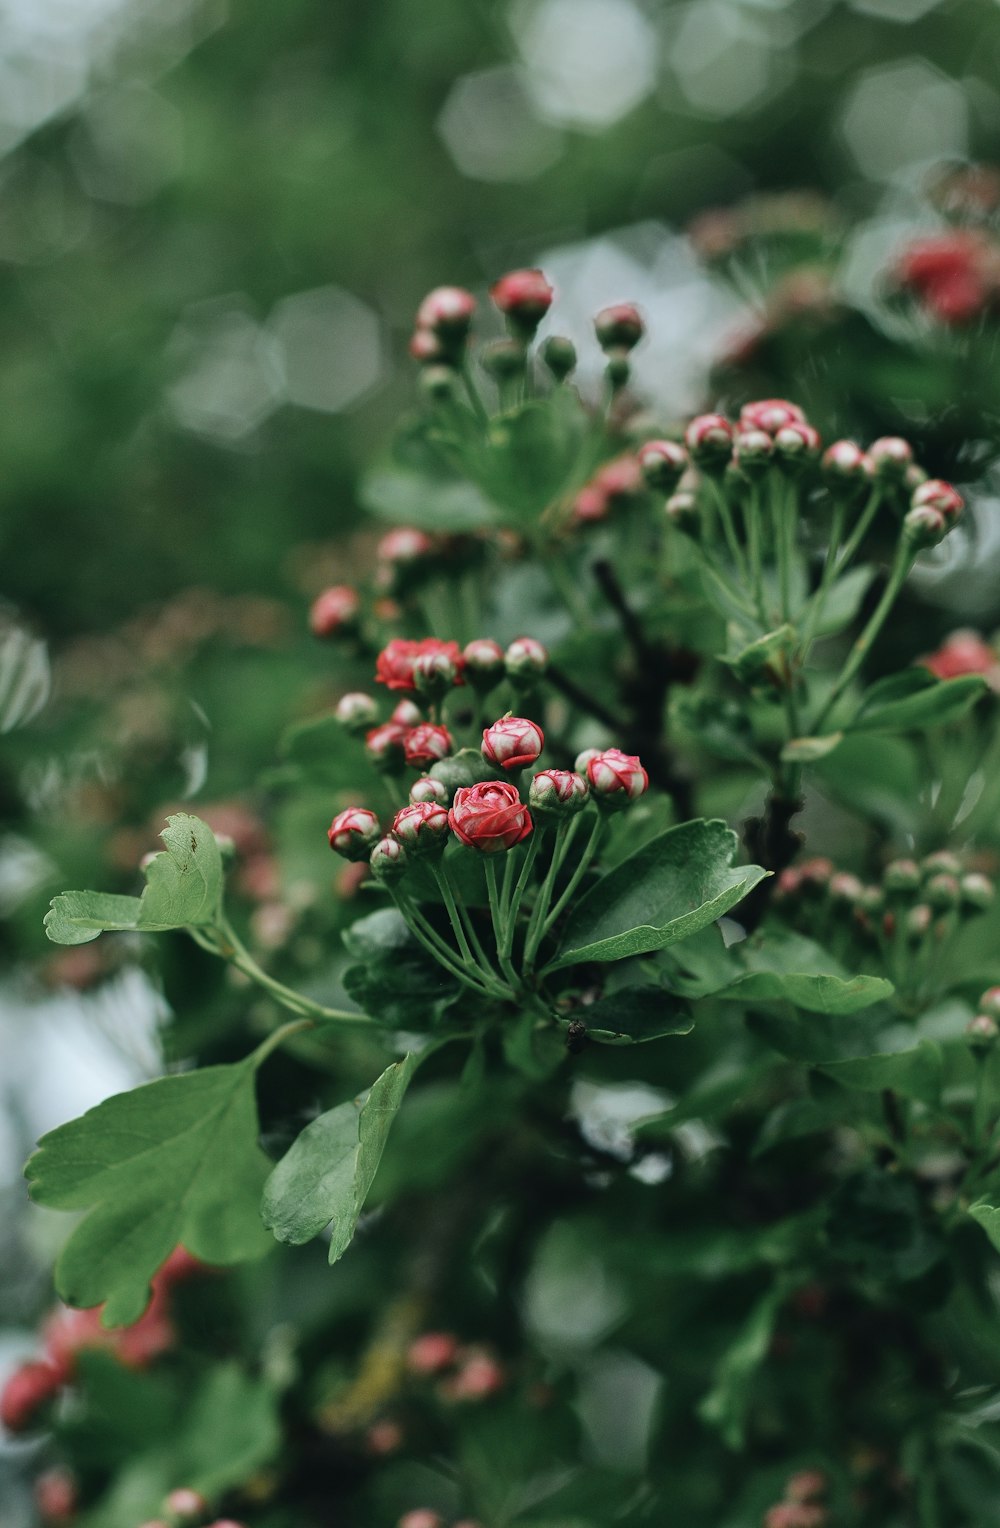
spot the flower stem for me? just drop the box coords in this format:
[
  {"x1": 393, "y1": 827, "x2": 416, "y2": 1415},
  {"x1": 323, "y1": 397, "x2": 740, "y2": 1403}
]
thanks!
[
  {"x1": 706, "y1": 476, "x2": 749, "y2": 582},
  {"x1": 503, "y1": 833, "x2": 541, "y2": 961},
  {"x1": 834, "y1": 484, "x2": 884, "y2": 576},
  {"x1": 523, "y1": 817, "x2": 578, "y2": 970},
  {"x1": 484, "y1": 857, "x2": 522, "y2": 990},
  {"x1": 540, "y1": 813, "x2": 604, "y2": 937},
  {"x1": 431, "y1": 865, "x2": 506, "y2": 991},
  {"x1": 210, "y1": 916, "x2": 375, "y2": 1026},
  {"x1": 813, "y1": 539, "x2": 915, "y2": 733},
  {"x1": 393, "y1": 890, "x2": 508, "y2": 1000},
  {"x1": 799, "y1": 498, "x2": 847, "y2": 651}
]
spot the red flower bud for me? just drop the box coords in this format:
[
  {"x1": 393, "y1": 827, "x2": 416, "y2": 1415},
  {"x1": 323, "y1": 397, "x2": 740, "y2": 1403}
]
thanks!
[
  {"x1": 410, "y1": 775, "x2": 449, "y2": 805},
  {"x1": 398, "y1": 1513, "x2": 445, "y2": 1528},
  {"x1": 821, "y1": 439, "x2": 866, "y2": 486},
  {"x1": 309, "y1": 585, "x2": 360, "y2": 638},
  {"x1": 734, "y1": 427, "x2": 774, "y2": 473},
  {"x1": 415, "y1": 285, "x2": 476, "y2": 338},
  {"x1": 505, "y1": 636, "x2": 548, "y2": 680},
  {"x1": 739, "y1": 399, "x2": 805, "y2": 433},
  {"x1": 586, "y1": 748, "x2": 648, "y2": 802},
  {"x1": 409, "y1": 328, "x2": 447, "y2": 363},
  {"x1": 903, "y1": 504, "x2": 947, "y2": 547},
  {"x1": 594, "y1": 302, "x2": 644, "y2": 352},
  {"x1": 922, "y1": 629, "x2": 1000, "y2": 687},
  {"x1": 375, "y1": 638, "x2": 465, "y2": 693},
  {"x1": 912, "y1": 478, "x2": 963, "y2": 520},
  {"x1": 407, "y1": 1331, "x2": 460, "y2": 1374},
  {"x1": 462, "y1": 637, "x2": 505, "y2": 690},
  {"x1": 391, "y1": 698, "x2": 424, "y2": 727},
  {"x1": 638, "y1": 438, "x2": 688, "y2": 492},
  {"x1": 684, "y1": 413, "x2": 733, "y2": 470},
  {"x1": 448, "y1": 781, "x2": 533, "y2": 852},
  {"x1": 328, "y1": 807, "x2": 381, "y2": 861},
  {"x1": 980, "y1": 986, "x2": 1000, "y2": 1018},
  {"x1": 391, "y1": 801, "x2": 450, "y2": 854},
  {"x1": 593, "y1": 454, "x2": 644, "y2": 504},
  {"x1": 490, "y1": 268, "x2": 554, "y2": 326},
  {"x1": 1, "y1": 1360, "x2": 62, "y2": 1433},
  {"x1": 164, "y1": 1489, "x2": 208, "y2": 1522},
  {"x1": 403, "y1": 723, "x2": 453, "y2": 767},
  {"x1": 370, "y1": 835, "x2": 408, "y2": 881},
  {"x1": 482, "y1": 715, "x2": 544, "y2": 771},
  {"x1": 413, "y1": 650, "x2": 461, "y2": 697},
  {"x1": 378, "y1": 527, "x2": 435, "y2": 564},
  {"x1": 774, "y1": 422, "x2": 821, "y2": 463},
  {"x1": 571, "y1": 484, "x2": 609, "y2": 524},
  {"x1": 35, "y1": 1467, "x2": 78, "y2": 1524},
  {"x1": 335, "y1": 692, "x2": 378, "y2": 733},
  {"x1": 867, "y1": 435, "x2": 913, "y2": 479},
  {"x1": 443, "y1": 1347, "x2": 505, "y2": 1400},
  {"x1": 365, "y1": 722, "x2": 408, "y2": 770},
  {"x1": 528, "y1": 768, "x2": 589, "y2": 815}
]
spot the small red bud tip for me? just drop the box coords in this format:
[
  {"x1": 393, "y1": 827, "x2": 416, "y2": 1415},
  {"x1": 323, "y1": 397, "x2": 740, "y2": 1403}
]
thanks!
[
  {"x1": 35, "y1": 1466, "x2": 78, "y2": 1523},
  {"x1": 922, "y1": 629, "x2": 1000, "y2": 685},
  {"x1": 774, "y1": 422, "x2": 821, "y2": 460},
  {"x1": 529, "y1": 768, "x2": 589, "y2": 815},
  {"x1": 684, "y1": 412, "x2": 734, "y2": 469},
  {"x1": 391, "y1": 801, "x2": 451, "y2": 852},
  {"x1": 593, "y1": 454, "x2": 644, "y2": 504},
  {"x1": 165, "y1": 1488, "x2": 208, "y2": 1520},
  {"x1": 398, "y1": 1512, "x2": 446, "y2": 1528},
  {"x1": 370, "y1": 835, "x2": 408, "y2": 881},
  {"x1": 409, "y1": 327, "x2": 447, "y2": 363},
  {"x1": 734, "y1": 428, "x2": 774, "y2": 471},
  {"x1": 410, "y1": 775, "x2": 449, "y2": 805},
  {"x1": 403, "y1": 723, "x2": 453, "y2": 767},
  {"x1": 415, "y1": 285, "x2": 476, "y2": 337},
  {"x1": 979, "y1": 986, "x2": 1000, "y2": 1018},
  {"x1": 376, "y1": 638, "x2": 466, "y2": 692},
  {"x1": 586, "y1": 748, "x2": 649, "y2": 803},
  {"x1": 335, "y1": 692, "x2": 378, "y2": 732},
  {"x1": 365, "y1": 721, "x2": 408, "y2": 770},
  {"x1": 309, "y1": 585, "x2": 360, "y2": 638},
  {"x1": 392, "y1": 697, "x2": 424, "y2": 727},
  {"x1": 775, "y1": 867, "x2": 801, "y2": 899},
  {"x1": 0, "y1": 1360, "x2": 62, "y2": 1433},
  {"x1": 328, "y1": 807, "x2": 381, "y2": 861},
  {"x1": 784, "y1": 1470, "x2": 828, "y2": 1504},
  {"x1": 448, "y1": 781, "x2": 533, "y2": 852},
  {"x1": 407, "y1": 1330, "x2": 460, "y2": 1374},
  {"x1": 378, "y1": 526, "x2": 435, "y2": 564},
  {"x1": 482, "y1": 715, "x2": 545, "y2": 771},
  {"x1": 739, "y1": 398, "x2": 805, "y2": 433},
  {"x1": 504, "y1": 635, "x2": 549, "y2": 679},
  {"x1": 638, "y1": 438, "x2": 688, "y2": 491},
  {"x1": 912, "y1": 478, "x2": 963, "y2": 520},
  {"x1": 867, "y1": 435, "x2": 914, "y2": 477},
  {"x1": 594, "y1": 302, "x2": 644, "y2": 352},
  {"x1": 571, "y1": 484, "x2": 609, "y2": 524},
  {"x1": 821, "y1": 439, "x2": 866, "y2": 481},
  {"x1": 490, "y1": 268, "x2": 554, "y2": 325}
]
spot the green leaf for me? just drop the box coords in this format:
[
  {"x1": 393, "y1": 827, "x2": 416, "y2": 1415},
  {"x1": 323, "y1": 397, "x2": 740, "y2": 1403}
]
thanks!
[
  {"x1": 176, "y1": 1364, "x2": 281, "y2": 1499},
  {"x1": 719, "y1": 931, "x2": 893, "y2": 1015},
  {"x1": 551, "y1": 819, "x2": 768, "y2": 969},
  {"x1": 808, "y1": 564, "x2": 877, "y2": 638},
  {"x1": 848, "y1": 670, "x2": 987, "y2": 734},
  {"x1": 45, "y1": 814, "x2": 224, "y2": 944},
  {"x1": 568, "y1": 986, "x2": 693, "y2": 1045},
  {"x1": 724, "y1": 624, "x2": 796, "y2": 687},
  {"x1": 26, "y1": 1060, "x2": 272, "y2": 1325},
  {"x1": 261, "y1": 1052, "x2": 419, "y2": 1261},
  {"x1": 968, "y1": 1201, "x2": 1000, "y2": 1254},
  {"x1": 360, "y1": 461, "x2": 499, "y2": 531},
  {"x1": 0, "y1": 619, "x2": 50, "y2": 731},
  {"x1": 474, "y1": 392, "x2": 588, "y2": 521},
  {"x1": 819, "y1": 1043, "x2": 943, "y2": 1108},
  {"x1": 698, "y1": 1282, "x2": 790, "y2": 1449}
]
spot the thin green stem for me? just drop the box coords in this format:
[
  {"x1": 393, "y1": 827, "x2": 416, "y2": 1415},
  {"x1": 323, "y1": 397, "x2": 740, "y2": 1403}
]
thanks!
[
  {"x1": 431, "y1": 864, "x2": 505, "y2": 991},
  {"x1": 212, "y1": 916, "x2": 374, "y2": 1026},
  {"x1": 250, "y1": 1018, "x2": 316, "y2": 1068},
  {"x1": 799, "y1": 498, "x2": 847, "y2": 651},
  {"x1": 834, "y1": 485, "x2": 884, "y2": 576},
  {"x1": 696, "y1": 544, "x2": 758, "y2": 621},
  {"x1": 392, "y1": 891, "x2": 508, "y2": 1000},
  {"x1": 706, "y1": 477, "x2": 749, "y2": 582},
  {"x1": 485, "y1": 857, "x2": 522, "y2": 990},
  {"x1": 503, "y1": 832, "x2": 541, "y2": 960},
  {"x1": 460, "y1": 361, "x2": 490, "y2": 427},
  {"x1": 523, "y1": 818, "x2": 578, "y2": 970},
  {"x1": 813, "y1": 539, "x2": 915, "y2": 733},
  {"x1": 744, "y1": 483, "x2": 768, "y2": 624},
  {"x1": 541, "y1": 813, "x2": 604, "y2": 936}
]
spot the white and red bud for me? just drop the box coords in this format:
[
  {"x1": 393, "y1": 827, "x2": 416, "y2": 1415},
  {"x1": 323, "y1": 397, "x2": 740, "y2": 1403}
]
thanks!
[
  {"x1": 35, "y1": 1467, "x2": 78, "y2": 1524},
  {"x1": 164, "y1": 1489, "x2": 208, "y2": 1522},
  {"x1": 0, "y1": 1360, "x2": 62, "y2": 1433},
  {"x1": 462, "y1": 637, "x2": 505, "y2": 691},
  {"x1": 409, "y1": 328, "x2": 447, "y2": 364},
  {"x1": 684, "y1": 413, "x2": 734, "y2": 471},
  {"x1": 378, "y1": 527, "x2": 435, "y2": 565},
  {"x1": 883, "y1": 858, "x2": 921, "y2": 892},
  {"x1": 774, "y1": 422, "x2": 821, "y2": 466},
  {"x1": 739, "y1": 399, "x2": 805, "y2": 434},
  {"x1": 906, "y1": 903, "x2": 933, "y2": 938},
  {"x1": 365, "y1": 721, "x2": 409, "y2": 771},
  {"x1": 482, "y1": 715, "x2": 545, "y2": 771},
  {"x1": 413, "y1": 649, "x2": 461, "y2": 698},
  {"x1": 448, "y1": 781, "x2": 533, "y2": 852},
  {"x1": 734, "y1": 428, "x2": 774, "y2": 474},
  {"x1": 829, "y1": 871, "x2": 864, "y2": 903},
  {"x1": 410, "y1": 775, "x2": 449, "y2": 805},
  {"x1": 664, "y1": 490, "x2": 701, "y2": 537},
  {"x1": 961, "y1": 872, "x2": 995, "y2": 908},
  {"x1": 415, "y1": 286, "x2": 476, "y2": 339},
  {"x1": 370, "y1": 836, "x2": 408, "y2": 881},
  {"x1": 335, "y1": 692, "x2": 378, "y2": 734},
  {"x1": 528, "y1": 769, "x2": 589, "y2": 816},
  {"x1": 490, "y1": 268, "x2": 554, "y2": 331},
  {"x1": 403, "y1": 723, "x2": 454, "y2": 767},
  {"x1": 902, "y1": 504, "x2": 947, "y2": 548},
  {"x1": 505, "y1": 636, "x2": 548, "y2": 681},
  {"x1": 328, "y1": 807, "x2": 381, "y2": 861},
  {"x1": 574, "y1": 747, "x2": 603, "y2": 774},
  {"x1": 586, "y1": 747, "x2": 649, "y2": 804},
  {"x1": 309, "y1": 585, "x2": 360, "y2": 638},
  {"x1": 638, "y1": 438, "x2": 688, "y2": 492},
  {"x1": 407, "y1": 1331, "x2": 460, "y2": 1374},
  {"x1": 593, "y1": 454, "x2": 643, "y2": 505},
  {"x1": 392, "y1": 698, "x2": 424, "y2": 727},
  {"x1": 540, "y1": 334, "x2": 577, "y2": 380},
  {"x1": 867, "y1": 436, "x2": 913, "y2": 479},
  {"x1": 979, "y1": 986, "x2": 1000, "y2": 1019},
  {"x1": 967, "y1": 1014, "x2": 1000, "y2": 1051},
  {"x1": 594, "y1": 302, "x2": 644, "y2": 352},
  {"x1": 912, "y1": 478, "x2": 963, "y2": 520},
  {"x1": 821, "y1": 439, "x2": 867, "y2": 487},
  {"x1": 571, "y1": 484, "x2": 609, "y2": 524},
  {"x1": 391, "y1": 801, "x2": 450, "y2": 855},
  {"x1": 922, "y1": 850, "x2": 963, "y2": 877},
  {"x1": 905, "y1": 463, "x2": 928, "y2": 492}
]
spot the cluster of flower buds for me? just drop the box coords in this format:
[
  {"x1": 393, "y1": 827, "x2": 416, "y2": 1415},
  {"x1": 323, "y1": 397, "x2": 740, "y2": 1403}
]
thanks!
[
  {"x1": 892, "y1": 228, "x2": 1000, "y2": 326},
  {"x1": 569, "y1": 452, "x2": 646, "y2": 527},
  {"x1": 921, "y1": 627, "x2": 1000, "y2": 689},
  {"x1": 309, "y1": 583, "x2": 361, "y2": 640},
  {"x1": 763, "y1": 1469, "x2": 829, "y2": 1528},
  {"x1": 406, "y1": 1330, "x2": 506, "y2": 1403},
  {"x1": 966, "y1": 985, "x2": 1000, "y2": 1052},
  {"x1": 0, "y1": 1246, "x2": 206, "y2": 1435}
]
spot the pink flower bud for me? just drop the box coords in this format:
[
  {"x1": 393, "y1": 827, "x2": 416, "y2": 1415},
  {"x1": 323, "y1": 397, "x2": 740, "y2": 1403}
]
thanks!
[
  {"x1": 407, "y1": 1331, "x2": 460, "y2": 1374},
  {"x1": 398, "y1": 1513, "x2": 445, "y2": 1528},
  {"x1": 906, "y1": 903, "x2": 933, "y2": 938},
  {"x1": 967, "y1": 1014, "x2": 999, "y2": 1048},
  {"x1": 868, "y1": 435, "x2": 913, "y2": 478},
  {"x1": 922, "y1": 629, "x2": 1000, "y2": 688},
  {"x1": 335, "y1": 692, "x2": 378, "y2": 733},
  {"x1": 409, "y1": 328, "x2": 447, "y2": 363},
  {"x1": 410, "y1": 775, "x2": 449, "y2": 805},
  {"x1": 490, "y1": 268, "x2": 554, "y2": 326},
  {"x1": 462, "y1": 637, "x2": 505, "y2": 689},
  {"x1": 785, "y1": 1471, "x2": 828, "y2": 1504},
  {"x1": 774, "y1": 422, "x2": 821, "y2": 463},
  {"x1": 821, "y1": 439, "x2": 866, "y2": 484},
  {"x1": 164, "y1": 1489, "x2": 208, "y2": 1521},
  {"x1": 734, "y1": 427, "x2": 774, "y2": 472},
  {"x1": 403, "y1": 723, "x2": 453, "y2": 767},
  {"x1": 1, "y1": 1360, "x2": 62, "y2": 1434},
  {"x1": 505, "y1": 636, "x2": 548, "y2": 680},
  {"x1": 739, "y1": 398, "x2": 805, "y2": 433},
  {"x1": 444, "y1": 1347, "x2": 505, "y2": 1400},
  {"x1": 415, "y1": 285, "x2": 476, "y2": 338},
  {"x1": 883, "y1": 859, "x2": 921, "y2": 892},
  {"x1": 664, "y1": 490, "x2": 700, "y2": 537},
  {"x1": 571, "y1": 484, "x2": 609, "y2": 524},
  {"x1": 370, "y1": 835, "x2": 408, "y2": 881},
  {"x1": 309, "y1": 585, "x2": 360, "y2": 638},
  {"x1": 638, "y1": 438, "x2": 688, "y2": 492},
  {"x1": 365, "y1": 721, "x2": 409, "y2": 771},
  {"x1": 448, "y1": 782, "x2": 533, "y2": 852},
  {"x1": 482, "y1": 715, "x2": 544, "y2": 771},
  {"x1": 378, "y1": 527, "x2": 435, "y2": 564},
  {"x1": 829, "y1": 871, "x2": 864, "y2": 903},
  {"x1": 979, "y1": 986, "x2": 1000, "y2": 1018},
  {"x1": 594, "y1": 302, "x2": 644, "y2": 351},
  {"x1": 392, "y1": 698, "x2": 424, "y2": 727},
  {"x1": 574, "y1": 747, "x2": 603, "y2": 773},
  {"x1": 912, "y1": 478, "x2": 963, "y2": 520},
  {"x1": 586, "y1": 748, "x2": 649, "y2": 803},
  {"x1": 528, "y1": 769, "x2": 589, "y2": 816},
  {"x1": 328, "y1": 807, "x2": 381, "y2": 861},
  {"x1": 376, "y1": 638, "x2": 465, "y2": 692},
  {"x1": 799, "y1": 857, "x2": 833, "y2": 887},
  {"x1": 413, "y1": 650, "x2": 461, "y2": 696},
  {"x1": 366, "y1": 1418, "x2": 404, "y2": 1454},
  {"x1": 903, "y1": 504, "x2": 947, "y2": 547},
  {"x1": 35, "y1": 1467, "x2": 78, "y2": 1524},
  {"x1": 684, "y1": 413, "x2": 733, "y2": 470},
  {"x1": 593, "y1": 454, "x2": 644, "y2": 504},
  {"x1": 391, "y1": 801, "x2": 450, "y2": 855}
]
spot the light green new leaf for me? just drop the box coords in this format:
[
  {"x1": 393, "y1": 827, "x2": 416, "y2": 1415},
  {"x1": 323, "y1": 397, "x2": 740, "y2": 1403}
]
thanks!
[
  {"x1": 969, "y1": 1201, "x2": 1000, "y2": 1254},
  {"x1": 45, "y1": 814, "x2": 223, "y2": 944},
  {"x1": 551, "y1": 819, "x2": 768, "y2": 969},
  {"x1": 698, "y1": 1281, "x2": 790, "y2": 1449},
  {"x1": 719, "y1": 931, "x2": 893, "y2": 1015},
  {"x1": 848, "y1": 670, "x2": 987, "y2": 735},
  {"x1": 809, "y1": 564, "x2": 876, "y2": 638},
  {"x1": 178, "y1": 1364, "x2": 282, "y2": 1499},
  {"x1": 25, "y1": 1060, "x2": 272, "y2": 1325},
  {"x1": 261, "y1": 1053, "x2": 419, "y2": 1262}
]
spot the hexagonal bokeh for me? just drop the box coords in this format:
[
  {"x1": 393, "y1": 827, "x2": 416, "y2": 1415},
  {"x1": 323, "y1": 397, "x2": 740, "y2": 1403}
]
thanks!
[
  {"x1": 268, "y1": 285, "x2": 384, "y2": 414},
  {"x1": 511, "y1": 0, "x2": 658, "y2": 130},
  {"x1": 167, "y1": 299, "x2": 285, "y2": 443},
  {"x1": 839, "y1": 58, "x2": 969, "y2": 180},
  {"x1": 437, "y1": 64, "x2": 562, "y2": 182}
]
